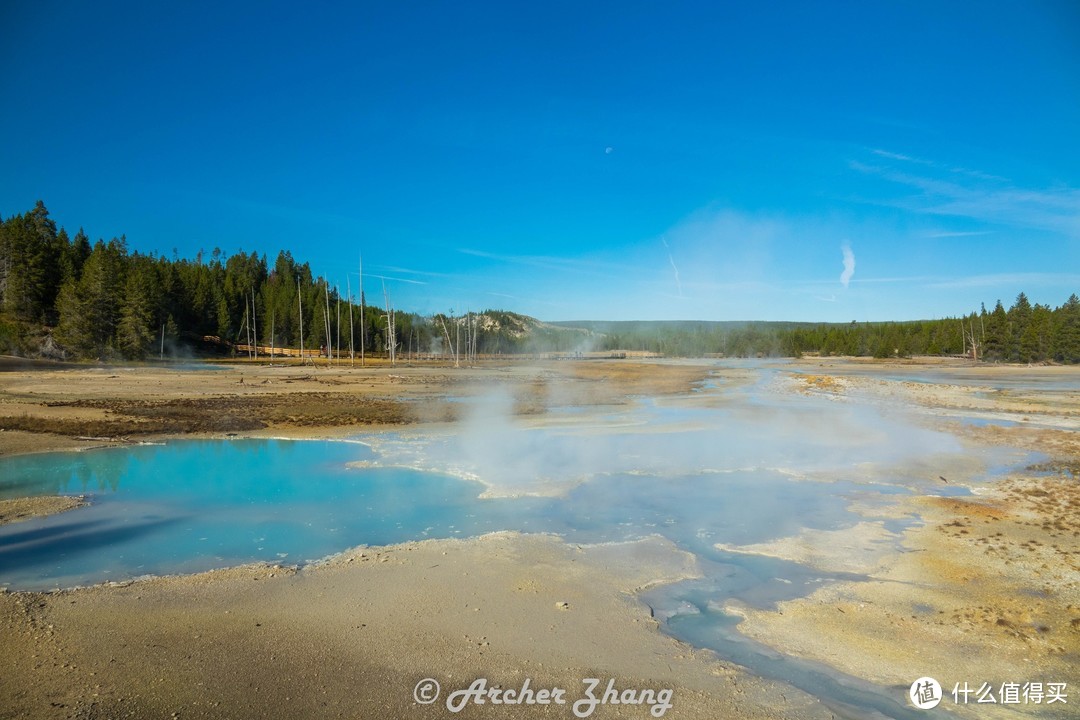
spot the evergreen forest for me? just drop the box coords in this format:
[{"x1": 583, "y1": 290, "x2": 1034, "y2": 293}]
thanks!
[{"x1": 2, "y1": 202, "x2": 1078, "y2": 363}]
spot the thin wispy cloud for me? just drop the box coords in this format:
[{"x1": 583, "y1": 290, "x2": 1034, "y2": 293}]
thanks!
[
  {"x1": 849, "y1": 275, "x2": 938, "y2": 284},
  {"x1": 808, "y1": 271, "x2": 1080, "y2": 290},
  {"x1": 924, "y1": 230, "x2": 996, "y2": 238},
  {"x1": 377, "y1": 265, "x2": 454, "y2": 279},
  {"x1": 660, "y1": 238, "x2": 684, "y2": 297},
  {"x1": 925, "y1": 272, "x2": 1080, "y2": 290},
  {"x1": 840, "y1": 244, "x2": 855, "y2": 288},
  {"x1": 456, "y1": 247, "x2": 635, "y2": 278},
  {"x1": 870, "y1": 148, "x2": 1009, "y2": 183},
  {"x1": 871, "y1": 148, "x2": 931, "y2": 165},
  {"x1": 949, "y1": 166, "x2": 1009, "y2": 184},
  {"x1": 852, "y1": 152, "x2": 1080, "y2": 236},
  {"x1": 457, "y1": 248, "x2": 585, "y2": 275},
  {"x1": 365, "y1": 273, "x2": 428, "y2": 286}
]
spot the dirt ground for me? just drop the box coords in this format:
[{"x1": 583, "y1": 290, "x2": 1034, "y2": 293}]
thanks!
[
  {"x1": 0, "y1": 357, "x2": 714, "y2": 456},
  {"x1": 1, "y1": 355, "x2": 1078, "y2": 719},
  {"x1": 0, "y1": 496, "x2": 86, "y2": 525}
]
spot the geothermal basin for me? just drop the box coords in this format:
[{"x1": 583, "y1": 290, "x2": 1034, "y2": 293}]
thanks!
[{"x1": 1, "y1": 360, "x2": 1077, "y2": 719}]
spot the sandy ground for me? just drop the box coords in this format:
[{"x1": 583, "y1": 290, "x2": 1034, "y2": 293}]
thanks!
[
  {"x1": 0, "y1": 496, "x2": 86, "y2": 526},
  {"x1": 0, "y1": 534, "x2": 827, "y2": 720},
  {"x1": 1, "y1": 355, "x2": 1078, "y2": 718}
]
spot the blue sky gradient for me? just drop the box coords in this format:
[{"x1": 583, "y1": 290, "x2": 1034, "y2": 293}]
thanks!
[{"x1": 2, "y1": 1, "x2": 1078, "y2": 321}]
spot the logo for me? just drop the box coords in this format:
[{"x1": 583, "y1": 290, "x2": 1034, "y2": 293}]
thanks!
[
  {"x1": 414, "y1": 678, "x2": 440, "y2": 704},
  {"x1": 910, "y1": 677, "x2": 942, "y2": 709}
]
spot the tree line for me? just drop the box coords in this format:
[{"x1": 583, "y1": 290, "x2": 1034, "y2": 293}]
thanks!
[
  {"x1": 1, "y1": 201, "x2": 1077, "y2": 363},
  {"x1": 0, "y1": 202, "x2": 456, "y2": 360},
  {"x1": 782, "y1": 294, "x2": 1080, "y2": 363},
  {"x1": 564, "y1": 295, "x2": 1080, "y2": 363}
]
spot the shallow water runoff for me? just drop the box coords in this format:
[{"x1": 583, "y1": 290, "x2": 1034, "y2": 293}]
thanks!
[{"x1": 0, "y1": 369, "x2": 1029, "y2": 719}]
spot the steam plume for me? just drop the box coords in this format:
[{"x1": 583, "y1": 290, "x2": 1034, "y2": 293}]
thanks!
[{"x1": 840, "y1": 245, "x2": 856, "y2": 288}]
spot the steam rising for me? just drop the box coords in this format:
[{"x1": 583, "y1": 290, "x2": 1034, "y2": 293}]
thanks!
[
  {"x1": 368, "y1": 368, "x2": 977, "y2": 500},
  {"x1": 840, "y1": 245, "x2": 856, "y2": 288}
]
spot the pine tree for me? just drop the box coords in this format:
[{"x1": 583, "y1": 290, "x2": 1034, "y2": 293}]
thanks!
[
  {"x1": 983, "y1": 300, "x2": 1008, "y2": 360},
  {"x1": 1, "y1": 201, "x2": 62, "y2": 324},
  {"x1": 56, "y1": 239, "x2": 127, "y2": 358},
  {"x1": 1005, "y1": 293, "x2": 1031, "y2": 361},
  {"x1": 54, "y1": 278, "x2": 90, "y2": 355},
  {"x1": 1055, "y1": 294, "x2": 1080, "y2": 363},
  {"x1": 117, "y1": 266, "x2": 155, "y2": 359},
  {"x1": 216, "y1": 297, "x2": 231, "y2": 341},
  {"x1": 1024, "y1": 305, "x2": 1052, "y2": 363}
]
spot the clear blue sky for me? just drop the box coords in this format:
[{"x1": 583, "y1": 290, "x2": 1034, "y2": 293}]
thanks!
[{"x1": 2, "y1": 1, "x2": 1078, "y2": 321}]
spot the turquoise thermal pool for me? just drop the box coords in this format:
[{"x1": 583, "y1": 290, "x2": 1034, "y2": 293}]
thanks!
[{"x1": 2, "y1": 378, "x2": 1025, "y2": 720}]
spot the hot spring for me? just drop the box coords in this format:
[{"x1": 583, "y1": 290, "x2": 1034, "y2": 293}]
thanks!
[{"x1": 0, "y1": 370, "x2": 1031, "y2": 719}]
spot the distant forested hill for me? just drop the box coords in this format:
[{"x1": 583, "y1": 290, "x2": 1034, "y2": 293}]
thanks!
[
  {"x1": 2, "y1": 201, "x2": 1078, "y2": 363},
  {"x1": 554, "y1": 305, "x2": 1080, "y2": 363},
  {"x1": 550, "y1": 320, "x2": 809, "y2": 357}
]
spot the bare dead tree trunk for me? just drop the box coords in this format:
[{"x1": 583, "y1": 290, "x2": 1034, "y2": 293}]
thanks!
[
  {"x1": 359, "y1": 255, "x2": 366, "y2": 367},
  {"x1": 251, "y1": 288, "x2": 258, "y2": 361},
  {"x1": 438, "y1": 313, "x2": 456, "y2": 367},
  {"x1": 347, "y1": 276, "x2": 355, "y2": 366},
  {"x1": 324, "y1": 278, "x2": 332, "y2": 366},
  {"x1": 382, "y1": 281, "x2": 396, "y2": 366},
  {"x1": 297, "y1": 277, "x2": 307, "y2": 366},
  {"x1": 243, "y1": 305, "x2": 252, "y2": 359}
]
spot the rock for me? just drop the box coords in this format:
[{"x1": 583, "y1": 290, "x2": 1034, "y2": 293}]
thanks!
[{"x1": 555, "y1": 601, "x2": 570, "y2": 611}]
